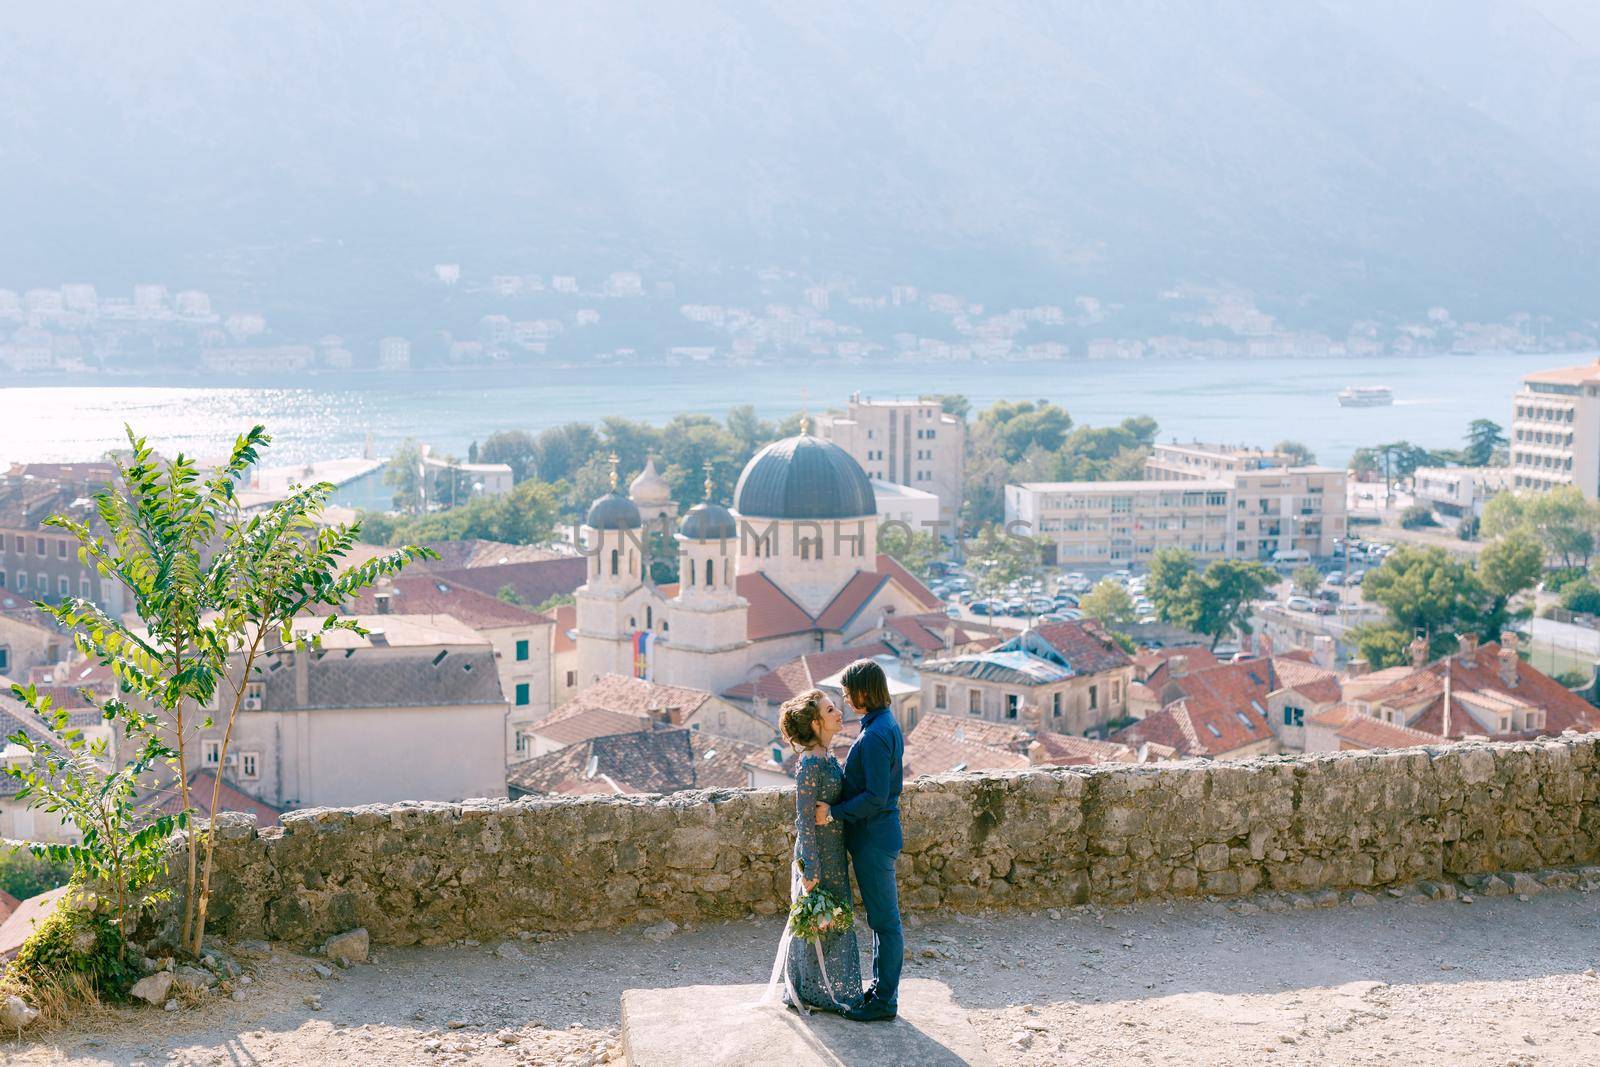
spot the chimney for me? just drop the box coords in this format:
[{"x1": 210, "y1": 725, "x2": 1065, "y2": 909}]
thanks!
[
  {"x1": 1347, "y1": 657, "x2": 1370, "y2": 678},
  {"x1": 1257, "y1": 633, "x2": 1274, "y2": 659},
  {"x1": 1457, "y1": 632, "x2": 1478, "y2": 669},
  {"x1": 375, "y1": 590, "x2": 393, "y2": 615},
  {"x1": 1026, "y1": 739, "x2": 1046, "y2": 766},
  {"x1": 1311, "y1": 635, "x2": 1335, "y2": 670},
  {"x1": 1168, "y1": 654, "x2": 1189, "y2": 680},
  {"x1": 1409, "y1": 635, "x2": 1430, "y2": 669},
  {"x1": 1499, "y1": 632, "x2": 1520, "y2": 687},
  {"x1": 1021, "y1": 702, "x2": 1043, "y2": 735}
]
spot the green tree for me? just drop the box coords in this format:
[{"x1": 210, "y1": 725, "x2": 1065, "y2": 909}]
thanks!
[
  {"x1": 1400, "y1": 504, "x2": 1437, "y2": 529},
  {"x1": 3, "y1": 685, "x2": 176, "y2": 952},
  {"x1": 1463, "y1": 419, "x2": 1507, "y2": 467},
  {"x1": 1350, "y1": 624, "x2": 1414, "y2": 670},
  {"x1": 1291, "y1": 565, "x2": 1322, "y2": 597},
  {"x1": 24, "y1": 425, "x2": 432, "y2": 955},
  {"x1": 879, "y1": 526, "x2": 945, "y2": 580},
  {"x1": 383, "y1": 438, "x2": 424, "y2": 513},
  {"x1": 530, "y1": 423, "x2": 601, "y2": 484},
  {"x1": 967, "y1": 523, "x2": 1041, "y2": 597},
  {"x1": 1361, "y1": 545, "x2": 1486, "y2": 646},
  {"x1": 977, "y1": 400, "x2": 1074, "y2": 462},
  {"x1": 1526, "y1": 488, "x2": 1598, "y2": 569},
  {"x1": 1079, "y1": 579, "x2": 1136, "y2": 626},
  {"x1": 1561, "y1": 579, "x2": 1600, "y2": 615},
  {"x1": 1145, "y1": 548, "x2": 1196, "y2": 624},
  {"x1": 1181, "y1": 560, "x2": 1279, "y2": 650},
  {"x1": 1275, "y1": 440, "x2": 1315, "y2": 466},
  {"x1": 374, "y1": 479, "x2": 563, "y2": 545},
  {"x1": 1477, "y1": 532, "x2": 1543, "y2": 602},
  {"x1": 929, "y1": 393, "x2": 971, "y2": 420},
  {"x1": 479, "y1": 430, "x2": 539, "y2": 482},
  {"x1": 0, "y1": 849, "x2": 71, "y2": 900},
  {"x1": 723, "y1": 405, "x2": 775, "y2": 457}
]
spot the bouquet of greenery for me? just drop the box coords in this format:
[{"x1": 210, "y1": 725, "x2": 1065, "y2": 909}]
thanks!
[{"x1": 788, "y1": 883, "x2": 854, "y2": 943}]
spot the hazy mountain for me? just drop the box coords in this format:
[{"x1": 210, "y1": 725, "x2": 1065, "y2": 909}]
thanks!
[{"x1": 1, "y1": 1, "x2": 1596, "y2": 324}]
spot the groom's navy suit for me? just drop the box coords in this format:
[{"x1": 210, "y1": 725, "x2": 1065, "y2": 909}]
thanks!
[{"x1": 830, "y1": 705, "x2": 904, "y2": 1008}]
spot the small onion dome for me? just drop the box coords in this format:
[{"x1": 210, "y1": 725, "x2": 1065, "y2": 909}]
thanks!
[
  {"x1": 585, "y1": 491, "x2": 642, "y2": 530},
  {"x1": 628, "y1": 456, "x2": 672, "y2": 506},
  {"x1": 734, "y1": 433, "x2": 875, "y2": 519},
  {"x1": 680, "y1": 501, "x2": 738, "y2": 541}
]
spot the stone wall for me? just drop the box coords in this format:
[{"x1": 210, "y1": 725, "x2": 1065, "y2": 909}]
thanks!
[{"x1": 187, "y1": 736, "x2": 1600, "y2": 946}]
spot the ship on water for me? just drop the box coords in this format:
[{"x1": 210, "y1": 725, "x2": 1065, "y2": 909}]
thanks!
[{"x1": 1338, "y1": 385, "x2": 1394, "y2": 407}]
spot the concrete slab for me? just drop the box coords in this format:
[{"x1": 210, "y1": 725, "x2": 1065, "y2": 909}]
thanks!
[{"x1": 620, "y1": 978, "x2": 993, "y2": 1067}]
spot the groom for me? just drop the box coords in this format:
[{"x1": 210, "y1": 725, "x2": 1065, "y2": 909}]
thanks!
[{"x1": 817, "y1": 658, "x2": 904, "y2": 1022}]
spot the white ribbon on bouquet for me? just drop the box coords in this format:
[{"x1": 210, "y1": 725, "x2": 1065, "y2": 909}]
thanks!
[{"x1": 751, "y1": 860, "x2": 842, "y2": 1014}]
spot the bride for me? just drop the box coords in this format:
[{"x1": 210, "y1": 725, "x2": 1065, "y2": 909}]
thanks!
[{"x1": 758, "y1": 688, "x2": 865, "y2": 1015}]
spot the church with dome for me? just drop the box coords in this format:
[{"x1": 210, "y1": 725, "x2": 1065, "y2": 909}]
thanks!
[{"x1": 573, "y1": 429, "x2": 944, "y2": 699}]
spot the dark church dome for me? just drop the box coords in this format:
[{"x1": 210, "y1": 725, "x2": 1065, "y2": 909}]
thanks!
[
  {"x1": 733, "y1": 433, "x2": 875, "y2": 520},
  {"x1": 585, "y1": 491, "x2": 642, "y2": 530}
]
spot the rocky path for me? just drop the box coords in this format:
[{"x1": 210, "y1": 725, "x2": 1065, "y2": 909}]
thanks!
[{"x1": 7, "y1": 884, "x2": 1600, "y2": 1066}]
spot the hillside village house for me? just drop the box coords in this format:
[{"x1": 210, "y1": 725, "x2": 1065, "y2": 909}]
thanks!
[
  {"x1": 342, "y1": 574, "x2": 555, "y2": 759},
  {"x1": 917, "y1": 621, "x2": 1134, "y2": 735},
  {"x1": 521, "y1": 674, "x2": 772, "y2": 758},
  {"x1": 180, "y1": 614, "x2": 507, "y2": 810},
  {"x1": 0, "y1": 596, "x2": 66, "y2": 679},
  {"x1": 1304, "y1": 633, "x2": 1600, "y2": 752},
  {"x1": 0, "y1": 463, "x2": 128, "y2": 614}
]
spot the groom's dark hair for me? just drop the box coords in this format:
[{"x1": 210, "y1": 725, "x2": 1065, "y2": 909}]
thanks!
[{"x1": 841, "y1": 659, "x2": 891, "y2": 712}]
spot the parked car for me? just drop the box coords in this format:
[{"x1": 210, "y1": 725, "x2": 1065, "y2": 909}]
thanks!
[
  {"x1": 943, "y1": 604, "x2": 962, "y2": 618},
  {"x1": 1347, "y1": 570, "x2": 1366, "y2": 585},
  {"x1": 1286, "y1": 595, "x2": 1317, "y2": 612},
  {"x1": 969, "y1": 600, "x2": 997, "y2": 616},
  {"x1": 1325, "y1": 571, "x2": 1344, "y2": 586},
  {"x1": 1002, "y1": 600, "x2": 1026, "y2": 615},
  {"x1": 1310, "y1": 601, "x2": 1336, "y2": 615},
  {"x1": 1315, "y1": 589, "x2": 1340, "y2": 603},
  {"x1": 1038, "y1": 612, "x2": 1071, "y2": 623},
  {"x1": 1026, "y1": 599, "x2": 1055, "y2": 614},
  {"x1": 1053, "y1": 593, "x2": 1080, "y2": 608}
]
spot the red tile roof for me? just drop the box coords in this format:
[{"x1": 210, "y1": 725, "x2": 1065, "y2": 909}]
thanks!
[
  {"x1": 873, "y1": 553, "x2": 944, "y2": 611},
  {"x1": 550, "y1": 674, "x2": 718, "y2": 726},
  {"x1": 436, "y1": 557, "x2": 589, "y2": 610},
  {"x1": 812, "y1": 571, "x2": 890, "y2": 631},
  {"x1": 342, "y1": 575, "x2": 552, "y2": 629},
  {"x1": 142, "y1": 768, "x2": 283, "y2": 826},
  {"x1": 531, "y1": 706, "x2": 652, "y2": 747},
  {"x1": 507, "y1": 727, "x2": 759, "y2": 796},
  {"x1": 722, "y1": 642, "x2": 897, "y2": 704},
  {"x1": 1137, "y1": 646, "x2": 1222, "y2": 688},
  {"x1": 737, "y1": 572, "x2": 817, "y2": 641},
  {"x1": 1360, "y1": 641, "x2": 1600, "y2": 739},
  {"x1": 1113, "y1": 658, "x2": 1278, "y2": 758},
  {"x1": 1335, "y1": 716, "x2": 1444, "y2": 751},
  {"x1": 904, "y1": 715, "x2": 1031, "y2": 776},
  {"x1": 1029, "y1": 620, "x2": 1135, "y2": 675},
  {"x1": 0, "y1": 886, "x2": 69, "y2": 960}
]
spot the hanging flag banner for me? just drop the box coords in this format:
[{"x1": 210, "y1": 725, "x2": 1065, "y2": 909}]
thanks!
[{"x1": 632, "y1": 630, "x2": 654, "y2": 681}]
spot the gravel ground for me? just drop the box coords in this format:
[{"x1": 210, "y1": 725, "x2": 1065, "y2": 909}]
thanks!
[{"x1": 6, "y1": 885, "x2": 1600, "y2": 1066}]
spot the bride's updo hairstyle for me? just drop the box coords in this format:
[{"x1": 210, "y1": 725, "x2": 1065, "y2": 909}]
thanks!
[{"x1": 778, "y1": 688, "x2": 827, "y2": 750}]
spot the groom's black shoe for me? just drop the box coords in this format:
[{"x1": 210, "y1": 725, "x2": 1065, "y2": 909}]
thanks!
[{"x1": 843, "y1": 999, "x2": 897, "y2": 1022}]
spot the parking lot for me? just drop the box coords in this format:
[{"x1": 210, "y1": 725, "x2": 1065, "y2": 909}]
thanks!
[{"x1": 933, "y1": 538, "x2": 1394, "y2": 632}]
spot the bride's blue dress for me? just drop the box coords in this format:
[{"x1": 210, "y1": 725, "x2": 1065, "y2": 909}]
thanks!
[{"x1": 785, "y1": 752, "x2": 865, "y2": 1013}]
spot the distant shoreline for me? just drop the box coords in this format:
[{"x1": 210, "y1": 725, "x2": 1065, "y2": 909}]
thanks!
[{"x1": 0, "y1": 347, "x2": 1582, "y2": 391}]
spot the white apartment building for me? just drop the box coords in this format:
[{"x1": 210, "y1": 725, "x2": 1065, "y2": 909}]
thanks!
[
  {"x1": 1010, "y1": 443, "x2": 1346, "y2": 566},
  {"x1": 1008, "y1": 480, "x2": 1234, "y2": 565},
  {"x1": 1412, "y1": 466, "x2": 1512, "y2": 519},
  {"x1": 1510, "y1": 361, "x2": 1600, "y2": 496},
  {"x1": 813, "y1": 394, "x2": 965, "y2": 528}
]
